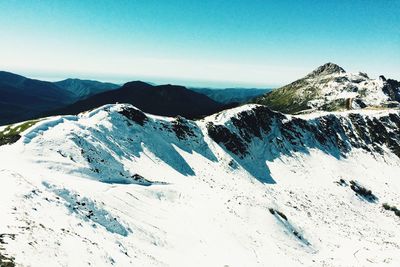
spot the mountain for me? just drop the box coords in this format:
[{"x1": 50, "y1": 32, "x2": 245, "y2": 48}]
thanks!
[
  {"x1": 253, "y1": 63, "x2": 400, "y2": 114},
  {"x1": 0, "y1": 71, "x2": 243, "y2": 126},
  {"x1": 47, "y1": 81, "x2": 228, "y2": 119},
  {"x1": 1, "y1": 103, "x2": 399, "y2": 266},
  {"x1": 190, "y1": 87, "x2": 271, "y2": 104},
  {"x1": 54, "y1": 78, "x2": 119, "y2": 99},
  {"x1": 0, "y1": 71, "x2": 76, "y2": 125}
]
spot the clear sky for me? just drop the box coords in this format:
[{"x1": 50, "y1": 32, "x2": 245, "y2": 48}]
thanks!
[{"x1": 0, "y1": 0, "x2": 399, "y2": 87}]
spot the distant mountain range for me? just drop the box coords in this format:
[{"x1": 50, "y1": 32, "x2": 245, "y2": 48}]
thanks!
[
  {"x1": 0, "y1": 72, "x2": 124, "y2": 125},
  {"x1": 54, "y1": 78, "x2": 119, "y2": 99},
  {"x1": 0, "y1": 71, "x2": 270, "y2": 125},
  {"x1": 0, "y1": 71, "x2": 76, "y2": 125},
  {"x1": 190, "y1": 87, "x2": 271, "y2": 104},
  {"x1": 2, "y1": 64, "x2": 399, "y2": 126},
  {"x1": 47, "y1": 81, "x2": 230, "y2": 119},
  {"x1": 253, "y1": 63, "x2": 400, "y2": 113}
]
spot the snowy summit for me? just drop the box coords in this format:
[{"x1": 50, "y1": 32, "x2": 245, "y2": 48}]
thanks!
[{"x1": 254, "y1": 63, "x2": 400, "y2": 114}]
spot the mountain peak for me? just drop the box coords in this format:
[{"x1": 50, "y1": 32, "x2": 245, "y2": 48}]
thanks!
[
  {"x1": 307, "y1": 63, "x2": 346, "y2": 77},
  {"x1": 122, "y1": 80, "x2": 153, "y2": 89}
]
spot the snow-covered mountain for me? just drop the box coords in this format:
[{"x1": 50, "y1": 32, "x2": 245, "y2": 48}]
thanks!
[
  {"x1": 253, "y1": 63, "x2": 400, "y2": 114},
  {"x1": 1, "y1": 103, "x2": 399, "y2": 266}
]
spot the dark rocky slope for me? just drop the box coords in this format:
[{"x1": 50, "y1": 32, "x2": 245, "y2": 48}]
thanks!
[
  {"x1": 0, "y1": 71, "x2": 75, "y2": 125},
  {"x1": 47, "y1": 81, "x2": 230, "y2": 119}
]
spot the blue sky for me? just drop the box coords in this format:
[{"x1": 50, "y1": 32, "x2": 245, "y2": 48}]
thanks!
[{"x1": 0, "y1": 0, "x2": 399, "y2": 87}]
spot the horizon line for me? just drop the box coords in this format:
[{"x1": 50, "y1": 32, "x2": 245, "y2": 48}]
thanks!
[{"x1": 1, "y1": 68, "x2": 282, "y2": 89}]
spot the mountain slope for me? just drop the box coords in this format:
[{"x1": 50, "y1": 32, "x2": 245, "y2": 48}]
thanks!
[
  {"x1": 54, "y1": 78, "x2": 119, "y2": 99},
  {"x1": 253, "y1": 63, "x2": 400, "y2": 114},
  {"x1": 48, "y1": 81, "x2": 226, "y2": 119},
  {"x1": 0, "y1": 104, "x2": 399, "y2": 266},
  {"x1": 190, "y1": 88, "x2": 271, "y2": 104},
  {"x1": 0, "y1": 71, "x2": 76, "y2": 125}
]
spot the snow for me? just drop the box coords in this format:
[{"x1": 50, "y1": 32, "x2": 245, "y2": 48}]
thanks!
[
  {"x1": 0, "y1": 104, "x2": 399, "y2": 267},
  {"x1": 299, "y1": 70, "x2": 395, "y2": 111},
  {"x1": 295, "y1": 108, "x2": 398, "y2": 120},
  {"x1": 203, "y1": 103, "x2": 262, "y2": 124}
]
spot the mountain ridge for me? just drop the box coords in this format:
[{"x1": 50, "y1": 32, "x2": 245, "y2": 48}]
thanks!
[
  {"x1": 190, "y1": 87, "x2": 271, "y2": 104},
  {"x1": 54, "y1": 78, "x2": 119, "y2": 99},
  {"x1": 1, "y1": 103, "x2": 399, "y2": 266}
]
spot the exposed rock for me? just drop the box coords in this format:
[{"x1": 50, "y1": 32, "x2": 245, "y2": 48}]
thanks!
[
  {"x1": 206, "y1": 122, "x2": 248, "y2": 158},
  {"x1": 0, "y1": 134, "x2": 21, "y2": 146},
  {"x1": 172, "y1": 116, "x2": 196, "y2": 140},
  {"x1": 382, "y1": 79, "x2": 400, "y2": 102},
  {"x1": 210, "y1": 105, "x2": 400, "y2": 161},
  {"x1": 306, "y1": 62, "x2": 346, "y2": 78},
  {"x1": 349, "y1": 180, "x2": 377, "y2": 202},
  {"x1": 118, "y1": 107, "x2": 148, "y2": 126}
]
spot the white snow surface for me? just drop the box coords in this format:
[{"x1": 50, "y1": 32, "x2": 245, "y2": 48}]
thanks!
[
  {"x1": 297, "y1": 71, "x2": 397, "y2": 112},
  {"x1": 316, "y1": 72, "x2": 388, "y2": 106},
  {"x1": 0, "y1": 104, "x2": 399, "y2": 267}
]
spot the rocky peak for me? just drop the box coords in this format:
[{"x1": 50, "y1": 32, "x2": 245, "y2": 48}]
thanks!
[{"x1": 307, "y1": 62, "x2": 346, "y2": 78}]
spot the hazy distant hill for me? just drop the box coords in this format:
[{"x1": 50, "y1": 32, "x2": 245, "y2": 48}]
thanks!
[
  {"x1": 0, "y1": 71, "x2": 76, "y2": 125},
  {"x1": 190, "y1": 87, "x2": 271, "y2": 104},
  {"x1": 54, "y1": 78, "x2": 119, "y2": 99}
]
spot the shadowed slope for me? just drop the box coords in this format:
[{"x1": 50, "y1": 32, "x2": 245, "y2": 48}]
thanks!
[{"x1": 47, "y1": 81, "x2": 226, "y2": 119}]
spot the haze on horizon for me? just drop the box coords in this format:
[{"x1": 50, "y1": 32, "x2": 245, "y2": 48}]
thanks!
[{"x1": 0, "y1": 0, "x2": 399, "y2": 88}]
